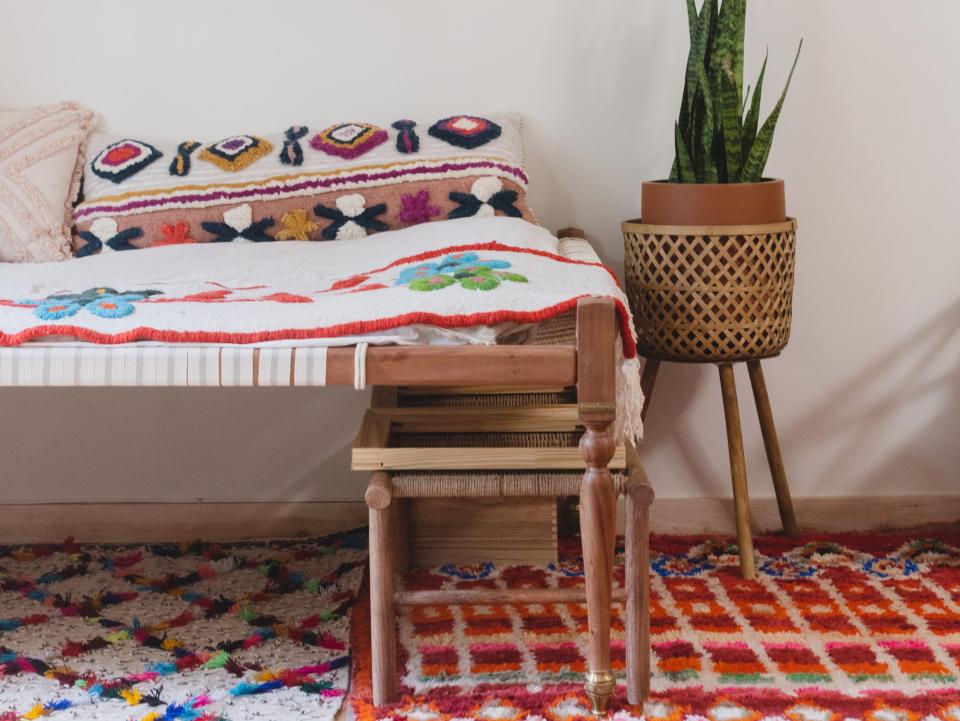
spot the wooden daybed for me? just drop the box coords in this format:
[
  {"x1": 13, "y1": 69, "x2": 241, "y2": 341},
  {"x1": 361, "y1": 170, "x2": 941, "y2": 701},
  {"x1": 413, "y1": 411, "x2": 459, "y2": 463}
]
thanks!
[
  {"x1": 1, "y1": 298, "x2": 638, "y2": 713},
  {"x1": 0, "y1": 225, "x2": 649, "y2": 713}
]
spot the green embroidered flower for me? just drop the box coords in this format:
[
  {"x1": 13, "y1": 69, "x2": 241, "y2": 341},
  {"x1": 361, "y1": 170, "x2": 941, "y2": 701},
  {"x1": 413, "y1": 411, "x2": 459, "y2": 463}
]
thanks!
[
  {"x1": 459, "y1": 271, "x2": 500, "y2": 291},
  {"x1": 409, "y1": 274, "x2": 456, "y2": 292},
  {"x1": 400, "y1": 254, "x2": 528, "y2": 293}
]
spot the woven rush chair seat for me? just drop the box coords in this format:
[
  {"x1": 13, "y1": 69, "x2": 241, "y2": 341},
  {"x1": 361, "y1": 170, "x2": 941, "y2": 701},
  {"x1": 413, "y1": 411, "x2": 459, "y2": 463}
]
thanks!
[{"x1": 387, "y1": 469, "x2": 629, "y2": 498}]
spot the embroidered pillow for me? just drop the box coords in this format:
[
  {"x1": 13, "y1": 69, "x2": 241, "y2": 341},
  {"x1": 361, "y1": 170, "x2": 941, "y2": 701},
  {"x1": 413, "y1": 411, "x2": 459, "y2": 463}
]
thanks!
[
  {"x1": 72, "y1": 114, "x2": 535, "y2": 256},
  {"x1": 0, "y1": 102, "x2": 97, "y2": 262}
]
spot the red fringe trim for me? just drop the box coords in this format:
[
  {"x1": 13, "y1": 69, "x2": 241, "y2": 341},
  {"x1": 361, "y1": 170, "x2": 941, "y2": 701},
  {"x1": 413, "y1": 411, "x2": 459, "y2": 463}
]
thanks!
[
  {"x1": 326, "y1": 240, "x2": 624, "y2": 289},
  {"x1": 0, "y1": 298, "x2": 638, "y2": 358}
]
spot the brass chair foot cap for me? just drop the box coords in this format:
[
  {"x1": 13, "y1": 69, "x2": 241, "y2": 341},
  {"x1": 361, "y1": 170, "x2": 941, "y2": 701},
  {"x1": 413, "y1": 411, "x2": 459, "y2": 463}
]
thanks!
[{"x1": 584, "y1": 670, "x2": 616, "y2": 716}]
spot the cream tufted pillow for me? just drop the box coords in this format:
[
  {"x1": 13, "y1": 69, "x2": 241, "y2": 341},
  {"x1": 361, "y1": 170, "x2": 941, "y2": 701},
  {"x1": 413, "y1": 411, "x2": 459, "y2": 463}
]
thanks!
[{"x1": 0, "y1": 102, "x2": 97, "y2": 262}]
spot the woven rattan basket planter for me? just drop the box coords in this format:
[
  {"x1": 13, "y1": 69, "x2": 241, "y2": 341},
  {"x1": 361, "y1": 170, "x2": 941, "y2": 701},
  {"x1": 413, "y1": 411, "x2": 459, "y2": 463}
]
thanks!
[{"x1": 623, "y1": 219, "x2": 797, "y2": 362}]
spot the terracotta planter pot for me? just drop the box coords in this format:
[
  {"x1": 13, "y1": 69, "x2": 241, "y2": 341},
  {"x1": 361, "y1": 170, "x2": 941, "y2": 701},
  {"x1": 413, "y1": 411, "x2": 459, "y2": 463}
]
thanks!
[{"x1": 641, "y1": 178, "x2": 786, "y2": 225}]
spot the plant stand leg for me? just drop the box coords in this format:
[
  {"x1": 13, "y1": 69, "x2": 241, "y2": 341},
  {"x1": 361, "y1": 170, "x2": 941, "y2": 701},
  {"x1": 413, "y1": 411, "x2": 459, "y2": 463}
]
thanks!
[
  {"x1": 747, "y1": 360, "x2": 799, "y2": 536},
  {"x1": 718, "y1": 364, "x2": 756, "y2": 580},
  {"x1": 367, "y1": 472, "x2": 398, "y2": 706},
  {"x1": 624, "y1": 449, "x2": 654, "y2": 707},
  {"x1": 577, "y1": 298, "x2": 618, "y2": 715},
  {"x1": 640, "y1": 358, "x2": 660, "y2": 422}
]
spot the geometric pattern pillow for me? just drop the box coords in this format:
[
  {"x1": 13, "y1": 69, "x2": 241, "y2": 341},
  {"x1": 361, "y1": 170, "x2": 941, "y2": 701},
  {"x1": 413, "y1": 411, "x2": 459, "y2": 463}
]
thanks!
[
  {"x1": 0, "y1": 102, "x2": 97, "y2": 262},
  {"x1": 72, "y1": 113, "x2": 536, "y2": 257}
]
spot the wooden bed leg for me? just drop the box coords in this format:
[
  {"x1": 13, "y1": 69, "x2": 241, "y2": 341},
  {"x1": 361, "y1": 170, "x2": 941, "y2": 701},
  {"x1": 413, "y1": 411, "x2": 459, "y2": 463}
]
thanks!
[
  {"x1": 577, "y1": 298, "x2": 618, "y2": 715},
  {"x1": 372, "y1": 386, "x2": 411, "y2": 573},
  {"x1": 366, "y1": 472, "x2": 398, "y2": 706},
  {"x1": 625, "y1": 450, "x2": 654, "y2": 707}
]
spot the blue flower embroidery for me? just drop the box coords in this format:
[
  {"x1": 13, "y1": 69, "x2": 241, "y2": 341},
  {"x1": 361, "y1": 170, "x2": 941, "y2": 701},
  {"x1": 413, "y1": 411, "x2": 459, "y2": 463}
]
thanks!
[
  {"x1": 19, "y1": 287, "x2": 162, "y2": 320},
  {"x1": 395, "y1": 253, "x2": 527, "y2": 292},
  {"x1": 396, "y1": 262, "x2": 442, "y2": 285},
  {"x1": 33, "y1": 300, "x2": 83, "y2": 320}
]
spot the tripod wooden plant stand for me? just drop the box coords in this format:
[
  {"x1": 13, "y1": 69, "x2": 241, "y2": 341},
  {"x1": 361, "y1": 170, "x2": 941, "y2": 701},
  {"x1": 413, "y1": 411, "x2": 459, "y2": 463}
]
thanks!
[{"x1": 624, "y1": 219, "x2": 799, "y2": 579}]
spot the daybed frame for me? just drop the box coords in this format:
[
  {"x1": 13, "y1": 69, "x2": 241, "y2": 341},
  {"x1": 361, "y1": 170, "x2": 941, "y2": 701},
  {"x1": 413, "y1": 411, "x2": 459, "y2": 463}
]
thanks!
[{"x1": 3, "y1": 295, "x2": 632, "y2": 714}]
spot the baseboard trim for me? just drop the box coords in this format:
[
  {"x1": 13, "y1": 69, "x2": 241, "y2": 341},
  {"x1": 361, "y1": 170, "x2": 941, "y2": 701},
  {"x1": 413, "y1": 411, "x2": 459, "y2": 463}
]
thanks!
[
  {"x1": 0, "y1": 502, "x2": 369, "y2": 544},
  {"x1": 643, "y1": 495, "x2": 960, "y2": 535},
  {"x1": 0, "y1": 495, "x2": 955, "y2": 544}
]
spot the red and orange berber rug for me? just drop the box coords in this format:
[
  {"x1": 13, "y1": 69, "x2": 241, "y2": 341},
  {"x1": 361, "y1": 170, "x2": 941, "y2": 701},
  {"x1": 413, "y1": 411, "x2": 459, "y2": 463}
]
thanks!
[{"x1": 350, "y1": 527, "x2": 960, "y2": 721}]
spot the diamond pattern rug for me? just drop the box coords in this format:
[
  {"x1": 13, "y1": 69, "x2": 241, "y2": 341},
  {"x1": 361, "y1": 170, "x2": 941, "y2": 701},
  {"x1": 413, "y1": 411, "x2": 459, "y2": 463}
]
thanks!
[
  {"x1": 0, "y1": 529, "x2": 366, "y2": 721},
  {"x1": 350, "y1": 526, "x2": 960, "y2": 721}
]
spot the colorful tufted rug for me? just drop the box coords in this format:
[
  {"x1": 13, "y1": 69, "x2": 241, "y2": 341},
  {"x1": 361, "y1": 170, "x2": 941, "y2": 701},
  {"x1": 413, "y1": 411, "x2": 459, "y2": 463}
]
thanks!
[
  {"x1": 0, "y1": 529, "x2": 366, "y2": 721},
  {"x1": 350, "y1": 526, "x2": 960, "y2": 721}
]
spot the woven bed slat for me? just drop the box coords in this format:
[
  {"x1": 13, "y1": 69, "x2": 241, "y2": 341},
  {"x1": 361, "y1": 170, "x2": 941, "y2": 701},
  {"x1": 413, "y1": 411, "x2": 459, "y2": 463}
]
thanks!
[
  {"x1": 399, "y1": 390, "x2": 576, "y2": 408},
  {"x1": 390, "y1": 431, "x2": 582, "y2": 449},
  {"x1": 392, "y1": 471, "x2": 628, "y2": 498},
  {"x1": 528, "y1": 311, "x2": 577, "y2": 346}
]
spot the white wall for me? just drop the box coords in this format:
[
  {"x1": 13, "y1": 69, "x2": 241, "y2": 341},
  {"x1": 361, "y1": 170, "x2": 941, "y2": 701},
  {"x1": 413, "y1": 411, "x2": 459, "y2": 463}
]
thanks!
[{"x1": 0, "y1": 1, "x2": 957, "y2": 509}]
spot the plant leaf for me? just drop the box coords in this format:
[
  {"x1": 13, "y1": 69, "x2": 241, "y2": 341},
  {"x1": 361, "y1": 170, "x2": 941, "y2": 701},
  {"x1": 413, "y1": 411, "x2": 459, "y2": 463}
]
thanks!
[
  {"x1": 674, "y1": 122, "x2": 695, "y2": 183},
  {"x1": 719, "y1": 67, "x2": 743, "y2": 181},
  {"x1": 686, "y1": 0, "x2": 698, "y2": 42},
  {"x1": 678, "y1": 75, "x2": 691, "y2": 140},
  {"x1": 695, "y1": 65, "x2": 718, "y2": 182},
  {"x1": 676, "y1": 0, "x2": 700, "y2": 163},
  {"x1": 710, "y1": 0, "x2": 744, "y2": 99},
  {"x1": 732, "y1": 0, "x2": 746, "y2": 99},
  {"x1": 741, "y1": 50, "x2": 767, "y2": 158},
  {"x1": 741, "y1": 39, "x2": 802, "y2": 183},
  {"x1": 685, "y1": 0, "x2": 716, "y2": 112}
]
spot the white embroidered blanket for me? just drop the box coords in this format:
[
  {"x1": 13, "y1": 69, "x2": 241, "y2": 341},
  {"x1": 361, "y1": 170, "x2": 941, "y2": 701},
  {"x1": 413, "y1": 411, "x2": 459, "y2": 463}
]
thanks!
[{"x1": 0, "y1": 217, "x2": 642, "y2": 439}]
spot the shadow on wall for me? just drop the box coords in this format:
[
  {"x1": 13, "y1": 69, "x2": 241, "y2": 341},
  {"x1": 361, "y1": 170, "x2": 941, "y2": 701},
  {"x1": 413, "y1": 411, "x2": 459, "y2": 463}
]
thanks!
[
  {"x1": 522, "y1": 2, "x2": 677, "y2": 249},
  {"x1": 3, "y1": 386, "x2": 370, "y2": 503},
  {"x1": 782, "y1": 298, "x2": 960, "y2": 495},
  {"x1": 636, "y1": 362, "x2": 720, "y2": 496},
  {"x1": 633, "y1": 300, "x2": 960, "y2": 501}
]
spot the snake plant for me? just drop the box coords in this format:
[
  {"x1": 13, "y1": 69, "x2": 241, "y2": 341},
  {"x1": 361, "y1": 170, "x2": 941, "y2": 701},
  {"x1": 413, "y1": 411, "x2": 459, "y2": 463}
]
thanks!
[{"x1": 670, "y1": 0, "x2": 802, "y2": 184}]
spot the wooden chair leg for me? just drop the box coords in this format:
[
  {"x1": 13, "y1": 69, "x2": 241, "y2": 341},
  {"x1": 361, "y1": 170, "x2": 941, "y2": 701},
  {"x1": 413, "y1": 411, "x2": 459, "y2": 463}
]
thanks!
[
  {"x1": 746, "y1": 360, "x2": 799, "y2": 537},
  {"x1": 640, "y1": 358, "x2": 660, "y2": 422},
  {"x1": 579, "y1": 447, "x2": 617, "y2": 715},
  {"x1": 366, "y1": 472, "x2": 398, "y2": 706},
  {"x1": 576, "y1": 298, "x2": 618, "y2": 715},
  {"x1": 718, "y1": 364, "x2": 756, "y2": 580},
  {"x1": 624, "y1": 450, "x2": 654, "y2": 707}
]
